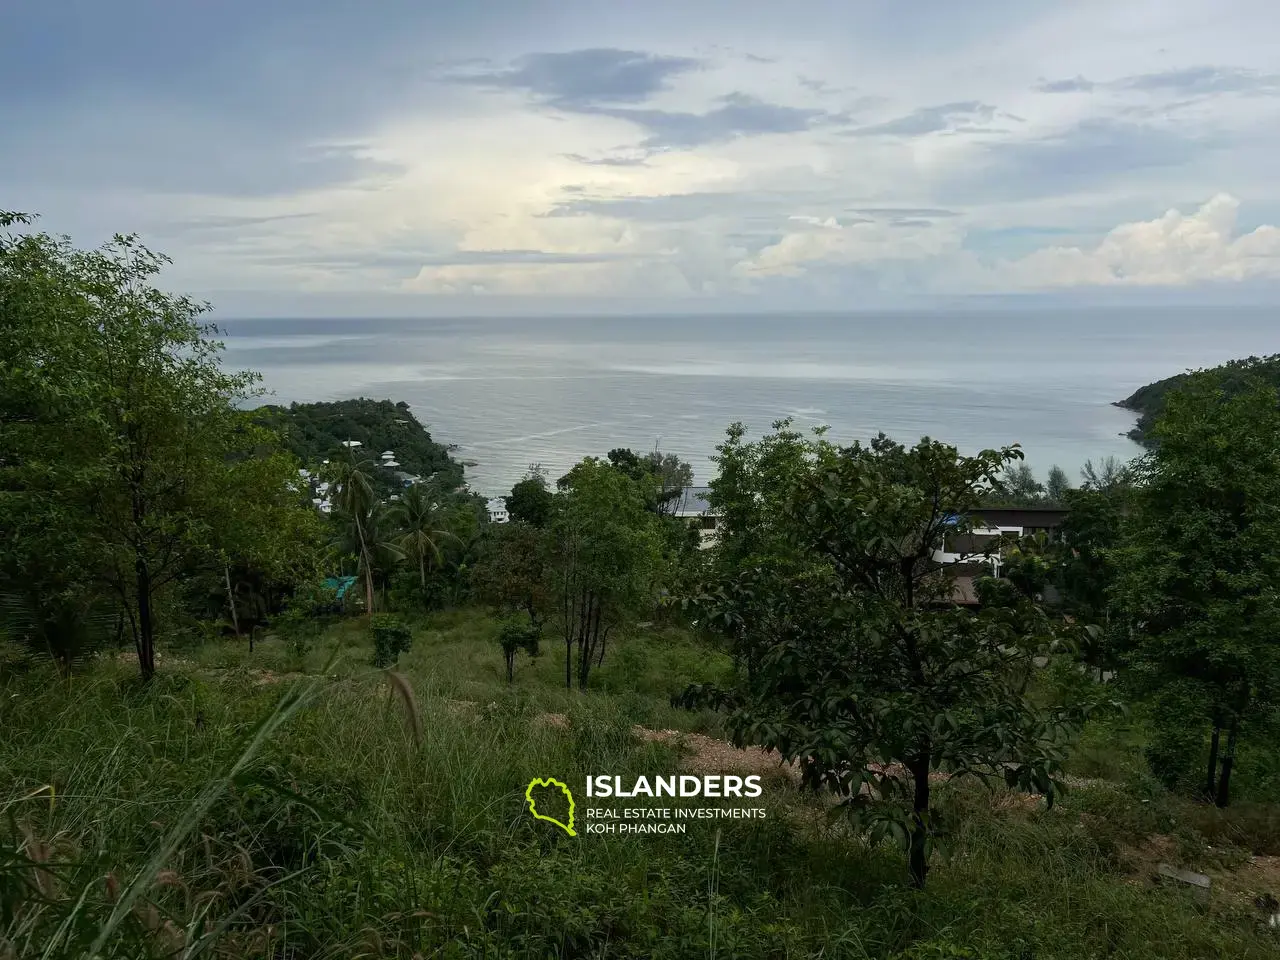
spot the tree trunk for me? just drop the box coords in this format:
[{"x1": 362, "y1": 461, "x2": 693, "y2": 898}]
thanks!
[
  {"x1": 1205, "y1": 725, "x2": 1221, "y2": 801},
  {"x1": 506, "y1": 651, "x2": 515, "y2": 683},
  {"x1": 579, "y1": 599, "x2": 602, "y2": 690},
  {"x1": 364, "y1": 558, "x2": 375, "y2": 617},
  {"x1": 224, "y1": 562, "x2": 241, "y2": 638},
  {"x1": 419, "y1": 552, "x2": 426, "y2": 589},
  {"x1": 596, "y1": 625, "x2": 610, "y2": 668},
  {"x1": 1215, "y1": 722, "x2": 1238, "y2": 808},
  {"x1": 908, "y1": 756, "x2": 931, "y2": 889},
  {"x1": 135, "y1": 557, "x2": 155, "y2": 682}
]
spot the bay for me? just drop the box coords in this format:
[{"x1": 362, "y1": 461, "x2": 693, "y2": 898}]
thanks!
[{"x1": 219, "y1": 308, "x2": 1277, "y2": 497}]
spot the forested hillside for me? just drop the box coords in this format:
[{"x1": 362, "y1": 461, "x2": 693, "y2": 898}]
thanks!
[
  {"x1": 1117, "y1": 353, "x2": 1280, "y2": 445},
  {"x1": 253, "y1": 398, "x2": 466, "y2": 494}
]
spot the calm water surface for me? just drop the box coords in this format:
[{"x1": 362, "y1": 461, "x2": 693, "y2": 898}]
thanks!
[{"x1": 219, "y1": 309, "x2": 1277, "y2": 496}]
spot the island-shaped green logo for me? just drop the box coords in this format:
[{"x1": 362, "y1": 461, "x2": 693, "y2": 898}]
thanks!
[{"x1": 525, "y1": 777, "x2": 576, "y2": 836}]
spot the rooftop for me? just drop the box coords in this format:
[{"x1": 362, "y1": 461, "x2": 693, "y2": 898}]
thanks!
[{"x1": 672, "y1": 486, "x2": 716, "y2": 516}]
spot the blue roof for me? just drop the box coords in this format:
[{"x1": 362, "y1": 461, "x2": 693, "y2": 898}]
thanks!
[{"x1": 324, "y1": 575, "x2": 357, "y2": 599}]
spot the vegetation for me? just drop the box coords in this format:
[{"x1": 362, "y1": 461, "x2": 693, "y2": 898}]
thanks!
[
  {"x1": 370, "y1": 613, "x2": 414, "y2": 667},
  {"x1": 685, "y1": 423, "x2": 1087, "y2": 887},
  {"x1": 3, "y1": 217, "x2": 1280, "y2": 956},
  {"x1": 1113, "y1": 363, "x2": 1280, "y2": 807},
  {"x1": 253, "y1": 398, "x2": 464, "y2": 497},
  {"x1": 1116, "y1": 353, "x2": 1280, "y2": 446},
  {"x1": 504, "y1": 465, "x2": 555, "y2": 526}
]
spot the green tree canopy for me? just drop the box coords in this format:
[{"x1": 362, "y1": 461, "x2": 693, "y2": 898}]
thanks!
[
  {"x1": 686, "y1": 424, "x2": 1083, "y2": 887},
  {"x1": 1112, "y1": 363, "x2": 1280, "y2": 805},
  {"x1": 551, "y1": 457, "x2": 664, "y2": 689},
  {"x1": 505, "y1": 466, "x2": 554, "y2": 526},
  {"x1": 0, "y1": 214, "x2": 303, "y2": 678}
]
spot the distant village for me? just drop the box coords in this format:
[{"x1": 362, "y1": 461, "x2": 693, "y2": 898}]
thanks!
[{"x1": 298, "y1": 439, "x2": 1070, "y2": 609}]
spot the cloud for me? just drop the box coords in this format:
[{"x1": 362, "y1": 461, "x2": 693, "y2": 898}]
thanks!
[
  {"x1": 1035, "y1": 76, "x2": 1095, "y2": 93},
  {"x1": 732, "y1": 217, "x2": 963, "y2": 279},
  {"x1": 563, "y1": 152, "x2": 650, "y2": 167},
  {"x1": 1114, "y1": 66, "x2": 1280, "y2": 96},
  {"x1": 575, "y1": 92, "x2": 839, "y2": 149},
  {"x1": 845, "y1": 101, "x2": 997, "y2": 137},
  {"x1": 1036, "y1": 66, "x2": 1280, "y2": 98},
  {"x1": 854, "y1": 207, "x2": 961, "y2": 219},
  {"x1": 451, "y1": 48, "x2": 703, "y2": 107},
  {"x1": 1002, "y1": 194, "x2": 1280, "y2": 288},
  {"x1": 6, "y1": 1, "x2": 1280, "y2": 309},
  {"x1": 945, "y1": 118, "x2": 1221, "y2": 203}
]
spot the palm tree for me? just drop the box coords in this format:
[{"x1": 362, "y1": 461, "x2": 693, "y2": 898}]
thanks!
[
  {"x1": 328, "y1": 451, "x2": 383, "y2": 614},
  {"x1": 389, "y1": 484, "x2": 462, "y2": 588},
  {"x1": 330, "y1": 501, "x2": 405, "y2": 614}
]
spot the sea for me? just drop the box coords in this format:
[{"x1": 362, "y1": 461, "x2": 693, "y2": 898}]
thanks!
[{"x1": 219, "y1": 308, "x2": 1277, "y2": 498}]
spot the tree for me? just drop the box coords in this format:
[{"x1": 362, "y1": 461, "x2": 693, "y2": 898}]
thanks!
[
  {"x1": 327, "y1": 452, "x2": 380, "y2": 615},
  {"x1": 1052, "y1": 485, "x2": 1127, "y2": 680},
  {"x1": 497, "y1": 619, "x2": 542, "y2": 682},
  {"x1": 470, "y1": 520, "x2": 553, "y2": 633},
  {"x1": 1112, "y1": 366, "x2": 1280, "y2": 806},
  {"x1": 684, "y1": 424, "x2": 1082, "y2": 887},
  {"x1": 505, "y1": 465, "x2": 554, "y2": 526},
  {"x1": 389, "y1": 483, "x2": 460, "y2": 588},
  {"x1": 212, "y1": 435, "x2": 329, "y2": 636},
  {"x1": 1045, "y1": 465, "x2": 1071, "y2": 503},
  {"x1": 331, "y1": 500, "x2": 405, "y2": 615},
  {"x1": 988, "y1": 462, "x2": 1045, "y2": 506},
  {"x1": 644, "y1": 449, "x2": 694, "y2": 515},
  {"x1": 0, "y1": 215, "x2": 269, "y2": 680},
  {"x1": 598, "y1": 447, "x2": 693, "y2": 515},
  {"x1": 1080, "y1": 456, "x2": 1132, "y2": 493},
  {"x1": 550, "y1": 458, "x2": 663, "y2": 689}
]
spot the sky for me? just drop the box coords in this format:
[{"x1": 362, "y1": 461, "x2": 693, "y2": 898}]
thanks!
[{"x1": 3, "y1": 0, "x2": 1280, "y2": 316}]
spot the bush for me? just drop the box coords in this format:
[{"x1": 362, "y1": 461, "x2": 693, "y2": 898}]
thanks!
[
  {"x1": 496, "y1": 619, "x2": 541, "y2": 681},
  {"x1": 370, "y1": 614, "x2": 413, "y2": 667},
  {"x1": 389, "y1": 570, "x2": 446, "y2": 614}
]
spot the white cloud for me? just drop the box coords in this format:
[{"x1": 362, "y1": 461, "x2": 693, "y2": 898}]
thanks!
[
  {"x1": 8, "y1": 0, "x2": 1280, "y2": 308},
  {"x1": 732, "y1": 218, "x2": 965, "y2": 279},
  {"x1": 1001, "y1": 193, "x2": 1280, "y2": 288}
]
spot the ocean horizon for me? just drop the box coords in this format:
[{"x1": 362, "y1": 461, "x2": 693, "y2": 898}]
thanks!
[{"x1": 220, "y1": 308, "x2": 1277, "y2": 497}]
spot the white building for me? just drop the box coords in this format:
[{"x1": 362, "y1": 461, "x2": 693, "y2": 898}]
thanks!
[{"x1": 486, "y1": 498, "x2": 510, "y2": 523}]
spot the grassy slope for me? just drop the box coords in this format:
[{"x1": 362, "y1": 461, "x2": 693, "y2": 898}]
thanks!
[{"x1": 3, "y1": 613, "x2": 1279, "y2": 959}]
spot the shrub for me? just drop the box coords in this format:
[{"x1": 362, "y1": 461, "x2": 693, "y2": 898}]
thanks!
[
  {"x1": 370, "y1": 614, "x2": 413, "y2": 667},
  {"x1": 389, "y1": 570, "x2": 445, "y2": 614},
  {"x1": 496, "y1": 619, "x2": 541, "y2": 682}
]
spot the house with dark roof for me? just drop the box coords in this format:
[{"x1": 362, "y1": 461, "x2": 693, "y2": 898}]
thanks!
[
  {"x1": 673, "y1": 486, "x2": 720, "y2": 549},
  {"x1": 934, "y1": 506, "x2": 1069, "y2": 606}
]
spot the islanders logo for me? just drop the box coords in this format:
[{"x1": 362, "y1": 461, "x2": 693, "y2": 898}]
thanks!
[{"x1": 525, "y1": 777, "x2": 577, "y2": 836}]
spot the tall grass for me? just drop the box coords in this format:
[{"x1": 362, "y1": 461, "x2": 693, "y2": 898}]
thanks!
[{"x1": 2, "y1": 612, "x2": 1278, "y2": 958}]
